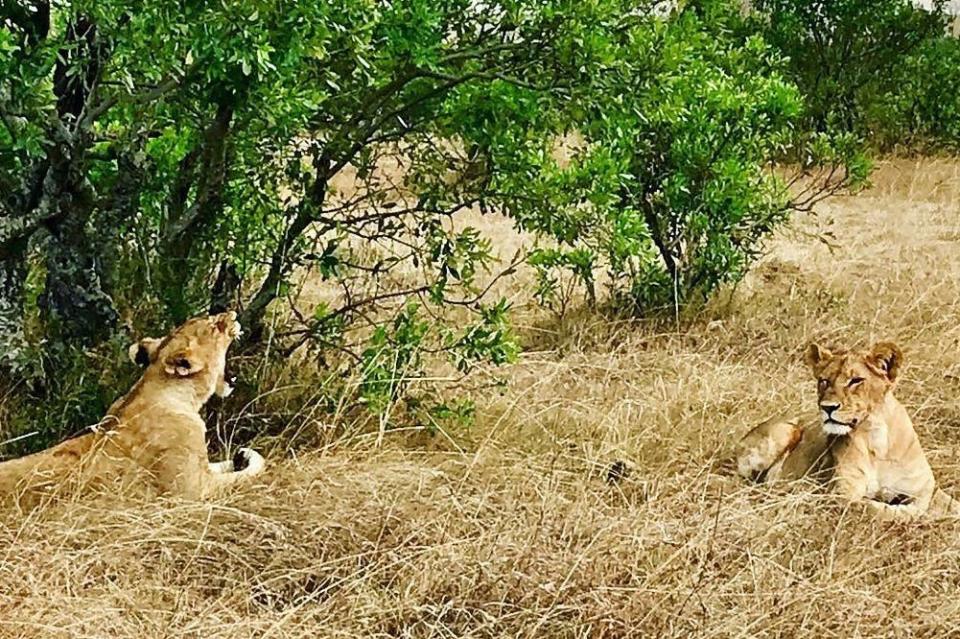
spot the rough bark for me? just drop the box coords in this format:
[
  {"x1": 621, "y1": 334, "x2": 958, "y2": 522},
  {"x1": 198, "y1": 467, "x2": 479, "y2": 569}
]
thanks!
[{"x1": 0, "y1": 249, "x2": 30, "y2": 369}]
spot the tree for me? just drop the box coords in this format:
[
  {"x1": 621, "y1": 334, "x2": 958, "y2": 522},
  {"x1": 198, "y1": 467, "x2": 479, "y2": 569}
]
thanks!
[
  {"x1": 867, "y1": 28, "x2": 960, "y2": 150},
  {"x1": 0, "y1": 0, "x2": 628, "y2": 440}
]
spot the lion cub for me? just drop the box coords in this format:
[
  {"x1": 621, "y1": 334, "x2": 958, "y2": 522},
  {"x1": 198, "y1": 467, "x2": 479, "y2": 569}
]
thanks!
[
  {"x1": 0, "y1": 311, "x2": 265, "y2": 508},
  {"x1": 736, "y1": 341, "x2": 959, "y2": 521}
]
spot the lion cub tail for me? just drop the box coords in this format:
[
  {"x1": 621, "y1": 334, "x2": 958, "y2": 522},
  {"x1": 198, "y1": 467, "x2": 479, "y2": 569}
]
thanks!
[{"x1": 928, "y1": 487, "x2": 960, "y2": 517}]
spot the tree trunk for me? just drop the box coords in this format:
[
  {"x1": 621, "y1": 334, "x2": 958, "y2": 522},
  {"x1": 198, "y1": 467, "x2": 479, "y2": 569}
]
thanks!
[
  {"x1": 36, "y1": 16, "x2": 121, "y2": 345},
  {"x1": 40, "y1": 227, "x2": 119, "y2": 343},
  {"x1": 0, "y1": 249, "x2": 30, "y2": 366},
  {"x1": 239, "y1": 150, "x2": 331, "y2": 345},
  {"x1": 209, "y1": 260, "x2": 241, "y2": 314},
  {"x1": 158, "y1": 98, "x2": 235, "y2": 323}
]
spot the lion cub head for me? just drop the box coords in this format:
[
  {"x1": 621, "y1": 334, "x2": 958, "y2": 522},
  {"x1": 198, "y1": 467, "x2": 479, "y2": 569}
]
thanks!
[
  {"x1": 805, "y1": 341, "x2": 902, "y2": 436},
  {"x1": 128, "y1": 311, "x2": 242, "y2": 399}
]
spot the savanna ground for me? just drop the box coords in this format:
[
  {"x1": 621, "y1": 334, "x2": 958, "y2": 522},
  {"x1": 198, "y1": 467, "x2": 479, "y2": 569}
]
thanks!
[{"x1": 5, "y1": 158, "x2": 960, "y2": 637}]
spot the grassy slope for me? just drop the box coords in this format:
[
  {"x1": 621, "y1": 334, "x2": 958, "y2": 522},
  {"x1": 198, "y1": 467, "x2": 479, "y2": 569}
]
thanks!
[{"x1": 5, "y1": 159, "x2": 960, "y2": 637}]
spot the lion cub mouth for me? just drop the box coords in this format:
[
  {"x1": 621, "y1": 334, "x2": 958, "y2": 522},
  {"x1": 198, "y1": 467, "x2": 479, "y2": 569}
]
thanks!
[{"x1": 822, "y1": 419, "x2": 854, "y2": 436}]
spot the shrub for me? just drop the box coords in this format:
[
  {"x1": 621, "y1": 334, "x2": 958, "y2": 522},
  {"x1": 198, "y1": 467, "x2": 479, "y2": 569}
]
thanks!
[
  {"x1": 753, "y1": 0, "x2": 950, "y2": 143},
  {"x1": 868, "y1": 36, "x2": 960, "y2": 151},
  {"x1": 518, "y1": 1, "x2": 868, "y2": 314}
]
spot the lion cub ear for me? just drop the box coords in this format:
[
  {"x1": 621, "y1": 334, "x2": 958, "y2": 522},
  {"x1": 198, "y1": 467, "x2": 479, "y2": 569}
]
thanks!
[
  {"x1": 128, "y1": 338, "x2": 162, "y2": 367},
  {"x1": 804, "y1": 343, "x2": 832, "y2": 374},
  {"x1": 162, "y1": 348, "x2": 207, "y2": 378},
  {"x1": 869, "y1": 342, "x2": 902, "y2": 382}
]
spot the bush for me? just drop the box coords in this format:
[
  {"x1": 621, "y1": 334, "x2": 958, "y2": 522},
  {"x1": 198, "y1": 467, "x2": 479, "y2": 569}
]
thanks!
[
  {"x1": 868, "y1": 36, "x2": 960, "y2": 151},
  {"x1": 518, "y1": 1, "x2": 867, "y2": 314},
  {"x1": 753, "y1": 0, "x2": 951, "y2": 146}
]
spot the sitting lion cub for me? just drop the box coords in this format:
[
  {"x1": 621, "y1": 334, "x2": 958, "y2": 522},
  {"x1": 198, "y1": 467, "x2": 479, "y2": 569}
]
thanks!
[
  {"x1": 735, "y1": 341, "x2": 959, "y2": 520},
  {"x1": 0, "y1": 311, "x2": 265, "y2": 507}
]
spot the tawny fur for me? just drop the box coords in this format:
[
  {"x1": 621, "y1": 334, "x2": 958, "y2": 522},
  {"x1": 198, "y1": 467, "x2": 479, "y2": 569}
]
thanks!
[
  {"x1": 735, "y1": 341, "x2": 960, "y2": 521},
  {"x1": 0, "y1": 311, "x2": 265, "y2": 509}
]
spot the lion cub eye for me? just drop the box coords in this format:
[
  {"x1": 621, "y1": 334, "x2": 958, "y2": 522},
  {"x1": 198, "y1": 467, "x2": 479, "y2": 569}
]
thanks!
[
  {"x1": 817, "y1": 378, "x2": 829, "y2": 390},
  {"x1": 848, "y1": 377, "x2": 864, "y2": 388}
]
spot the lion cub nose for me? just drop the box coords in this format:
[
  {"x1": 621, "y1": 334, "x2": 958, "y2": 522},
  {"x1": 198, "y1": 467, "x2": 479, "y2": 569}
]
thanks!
[{"x1": 820, "y1": 403, "x2": 840, "y2": 416}]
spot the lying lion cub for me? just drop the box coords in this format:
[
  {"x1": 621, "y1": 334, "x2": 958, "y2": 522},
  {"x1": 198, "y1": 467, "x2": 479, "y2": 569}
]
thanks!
[
  {"x1": 735, "y1": 341, "x2": 959, "y2": 521},
  {"x1": 0, "y1": 311, "x2": 265, "y2": 508}
]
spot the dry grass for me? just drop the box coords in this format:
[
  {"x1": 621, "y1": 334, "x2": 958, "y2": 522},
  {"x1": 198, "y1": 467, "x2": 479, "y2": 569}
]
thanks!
[{"x1": 7, "y1": 158, "x2": 960, "y2": 637}]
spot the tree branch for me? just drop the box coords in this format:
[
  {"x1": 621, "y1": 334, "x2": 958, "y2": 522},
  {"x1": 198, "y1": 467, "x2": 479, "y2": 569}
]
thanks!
[{"x1": 81, "y1": 73, "x2": 186, "y2": 128}]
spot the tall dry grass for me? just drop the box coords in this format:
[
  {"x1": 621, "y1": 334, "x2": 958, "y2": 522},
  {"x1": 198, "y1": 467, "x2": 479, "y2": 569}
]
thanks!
[{"x1": 5, "y1": 158, "x2": 960, "y2": 637}]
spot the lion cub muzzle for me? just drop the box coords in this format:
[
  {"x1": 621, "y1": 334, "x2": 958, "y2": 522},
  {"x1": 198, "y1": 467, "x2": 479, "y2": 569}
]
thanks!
[{"x1": 820, "y1": 402, "x2": 856, "y2": 435}]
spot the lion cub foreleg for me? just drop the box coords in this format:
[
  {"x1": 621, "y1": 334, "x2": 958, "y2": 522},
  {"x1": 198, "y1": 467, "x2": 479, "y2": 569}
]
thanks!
[
  {"x1": 832, "y1": 465, "x2": 934, "y2": 522},
  {"x1": 145, "y1": 415, "x2": 266, "y2": 499}
]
